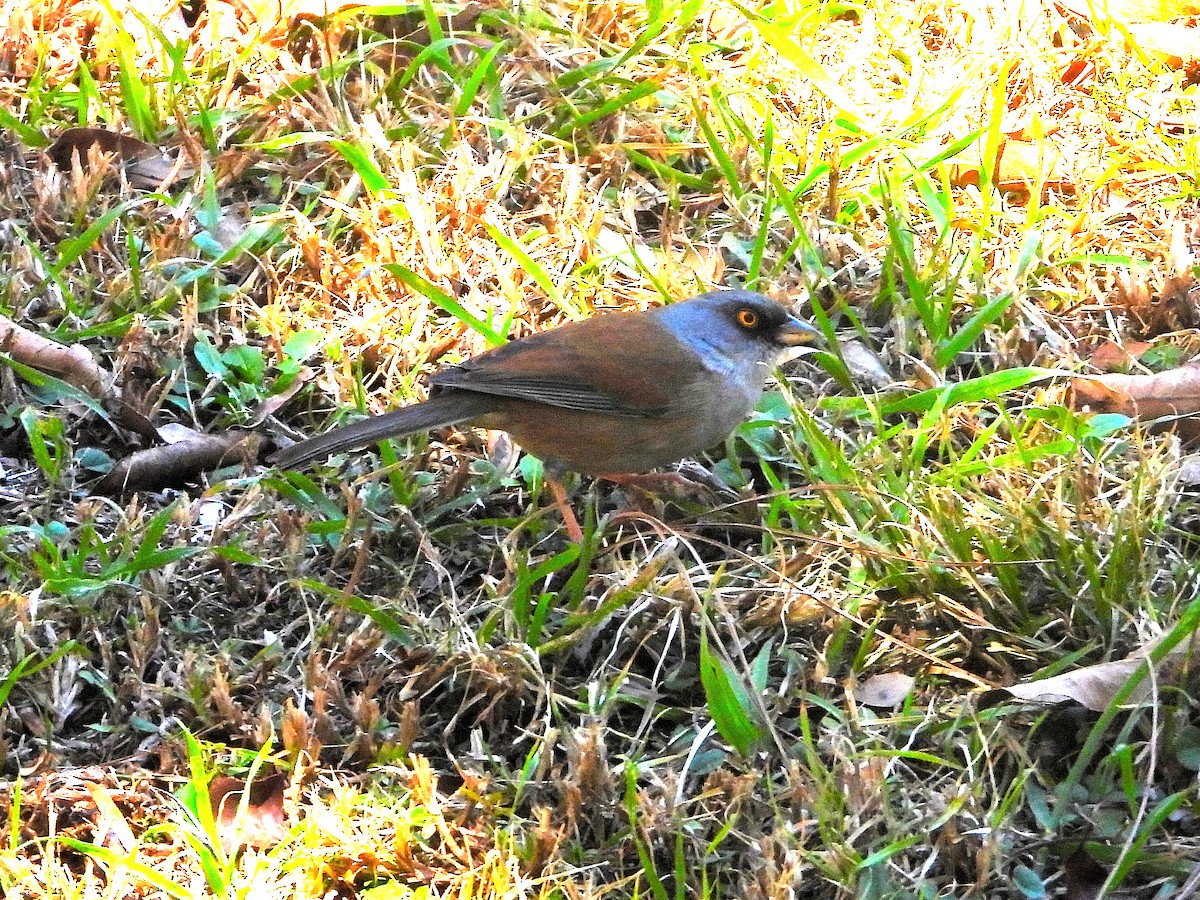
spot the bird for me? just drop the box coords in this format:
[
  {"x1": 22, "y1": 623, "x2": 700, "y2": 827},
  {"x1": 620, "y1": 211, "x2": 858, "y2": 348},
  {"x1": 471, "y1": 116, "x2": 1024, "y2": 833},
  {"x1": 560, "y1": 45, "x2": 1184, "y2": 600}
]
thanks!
[{"x1": 270, "y1": 289, "x2": 820, "y2": 537}]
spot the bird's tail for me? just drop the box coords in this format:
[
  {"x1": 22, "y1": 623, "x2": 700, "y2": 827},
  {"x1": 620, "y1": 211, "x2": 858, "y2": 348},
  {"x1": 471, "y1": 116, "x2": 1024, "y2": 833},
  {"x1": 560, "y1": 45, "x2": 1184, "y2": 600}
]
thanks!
[{"x1": 270, "y1": 391, "x2": 493, "y2": 470}]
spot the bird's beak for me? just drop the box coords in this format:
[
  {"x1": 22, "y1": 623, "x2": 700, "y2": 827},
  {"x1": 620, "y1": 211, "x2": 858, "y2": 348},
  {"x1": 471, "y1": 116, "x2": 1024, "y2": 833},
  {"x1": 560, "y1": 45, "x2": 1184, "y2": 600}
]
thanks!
[{"x1": 776, "y1": 316, "x2": 822, "y2": 347}]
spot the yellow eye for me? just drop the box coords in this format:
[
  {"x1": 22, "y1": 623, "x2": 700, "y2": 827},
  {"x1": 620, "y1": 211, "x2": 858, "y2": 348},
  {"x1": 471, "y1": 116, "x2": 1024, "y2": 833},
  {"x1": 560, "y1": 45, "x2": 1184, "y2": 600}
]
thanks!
[{"x1": 737, "y1": 309, "x2": 758, "y2": 329}]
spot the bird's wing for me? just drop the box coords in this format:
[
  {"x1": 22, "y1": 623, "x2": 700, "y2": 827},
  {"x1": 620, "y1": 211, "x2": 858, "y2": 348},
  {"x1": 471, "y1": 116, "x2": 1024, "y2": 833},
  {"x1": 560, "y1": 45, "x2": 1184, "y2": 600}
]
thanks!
[
  {"x1": 434, "y1": 369, "x2": 643, "y2": 413},
  {"x1": 430, "y1": 312, "x2": 691, "y2": 417}
]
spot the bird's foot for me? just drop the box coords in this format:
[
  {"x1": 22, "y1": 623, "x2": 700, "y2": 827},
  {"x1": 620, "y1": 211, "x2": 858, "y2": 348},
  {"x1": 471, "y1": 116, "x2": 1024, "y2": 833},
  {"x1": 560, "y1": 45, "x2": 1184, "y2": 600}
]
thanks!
[{"x1": 602, "y1": 463, "x2": 740, "y2": 503}]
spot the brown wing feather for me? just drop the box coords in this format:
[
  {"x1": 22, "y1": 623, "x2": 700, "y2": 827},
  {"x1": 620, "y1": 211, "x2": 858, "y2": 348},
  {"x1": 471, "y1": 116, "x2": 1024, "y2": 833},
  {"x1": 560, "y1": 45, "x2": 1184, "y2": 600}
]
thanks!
[{"x1": 430, "y1": 311, "x2": 700, "y2": 416}]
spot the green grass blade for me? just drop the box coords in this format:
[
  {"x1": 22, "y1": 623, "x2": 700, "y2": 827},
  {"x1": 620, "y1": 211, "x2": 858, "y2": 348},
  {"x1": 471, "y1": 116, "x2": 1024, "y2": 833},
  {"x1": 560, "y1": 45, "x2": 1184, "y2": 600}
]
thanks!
[
  {"x1": 482, "y1": 222, "x2": 581, "y2": 317},
  {"x1": 560, "y1": 79, "x2": 660, "y2": 136},
  {"x1": 453, "y1": 40, "x2": 507, "y2": 118},
  {"x1": 735, "y1": 3, "x2": 865, "y2": 125},
  {"x1": 383, "y1": 263, "x2": 506, "y2": 344},
  {"x1": 58, "y1": 838, "x2": 194, "y2": 899},
  {"x1": 876, "y1": 367, "x2": 1052, "y2": 416},
  {"x1": 935, "y1": 290, "x2": 1015, "y2": 367},
  {"x1": 699, "y1": 626, "x2": 761, "y2": 756},
  {"x1": 49, "y1": 198, "x2": 144, "y2": 279},
  {"x1": 330, "y1": 140, "x2": 391, "y2": 197}
]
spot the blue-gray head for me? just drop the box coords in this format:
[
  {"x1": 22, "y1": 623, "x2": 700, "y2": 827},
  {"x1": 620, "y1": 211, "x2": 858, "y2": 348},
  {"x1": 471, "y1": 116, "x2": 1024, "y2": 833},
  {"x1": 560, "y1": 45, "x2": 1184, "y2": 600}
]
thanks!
[{"x1": 656, "y1": 289, "x2": 819, "y2": 362}]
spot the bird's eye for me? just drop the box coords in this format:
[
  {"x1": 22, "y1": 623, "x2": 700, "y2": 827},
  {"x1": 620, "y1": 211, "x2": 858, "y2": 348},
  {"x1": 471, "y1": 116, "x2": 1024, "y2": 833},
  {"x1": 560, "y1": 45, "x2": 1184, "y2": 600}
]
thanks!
[{"x1": 736, "y1": 309, "x2": 758, "y2": 329}]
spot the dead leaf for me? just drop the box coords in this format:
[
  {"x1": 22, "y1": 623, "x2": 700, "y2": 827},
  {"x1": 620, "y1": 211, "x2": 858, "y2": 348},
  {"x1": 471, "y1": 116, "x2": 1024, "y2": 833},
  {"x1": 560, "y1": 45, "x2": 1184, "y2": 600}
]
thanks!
[
  {"x1": 86, "y1": 782, "x2": 137, "y2": 852},
  {"x1": 95, "y1": 433, "x2": 262, "y2": 494},
  {"x1": 156, "y1": 422, "x2": 205, "y2": 444},
  {"x1": 1002, "y1": 657, "x2": 1152, "y2": 710},
  {"x1": 248, "y1": 367, "x2": 314, "y2": 427},
  {"x1": 949, "y1": 139, "x2": 1072, "y2": 191},
  {"x1": 48, "y1": 127, "x2": 194, "y2": 189},
  {"x1": 0, "y1": 315, "x2": 158, "y2": 441},
  {"x1": 209, "y1": 772, "x2": 288, "y2": 853},
  {"x1": 980, "y1": 630, "x2": 1198, "y2": 712},
  {"x1": 856, "y1": 673, "x2": 915, "y2": 709},
  {"x1": 838, "y1": 339, "x2": 893, "y2": 390},
  {"x1": 1, "y1": 314, "x2": 110, "y2": 397},
  {"x1": 1176, "y1": 453, "x2": 1200, "y2": 486},
  {"x1": 1072, "y1": 365, "x2": 1200, "y2": 419},
  {"x1": 1057, "y1": 0, "x2": 1200, "y2": 21},
  {"x1": 1059, "y1": 54, "x2": 1097, "y2": 87},
  {"x1": 1116, "y1": 270, "x2": 1197, "y2": 334},
  {"x1": 994, "y1": 140, "x2": 1071, "y2": 192},
  {"x1": 1127, "y1": 22, "x2": 1200, "y2": 66},
  {"x1": 741, "y1": 589, "x2": 825, "y2": 627},
  {"x1": 1087, "y1": 340, "x2": 1153, "y2": 371}
]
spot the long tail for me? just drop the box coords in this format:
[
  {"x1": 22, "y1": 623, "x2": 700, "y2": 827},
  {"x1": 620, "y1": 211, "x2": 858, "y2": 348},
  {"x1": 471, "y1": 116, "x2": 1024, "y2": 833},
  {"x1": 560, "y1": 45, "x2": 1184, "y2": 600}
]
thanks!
[{"x1": 270, "y1": 391, "x2": 493, "y2": 470}]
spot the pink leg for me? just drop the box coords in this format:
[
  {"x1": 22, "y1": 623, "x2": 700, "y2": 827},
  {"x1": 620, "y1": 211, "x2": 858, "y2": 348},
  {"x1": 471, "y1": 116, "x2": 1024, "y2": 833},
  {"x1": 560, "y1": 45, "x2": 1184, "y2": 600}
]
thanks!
[{"x1": 545, "y1": 476, "x2": 584, "y2": 543}]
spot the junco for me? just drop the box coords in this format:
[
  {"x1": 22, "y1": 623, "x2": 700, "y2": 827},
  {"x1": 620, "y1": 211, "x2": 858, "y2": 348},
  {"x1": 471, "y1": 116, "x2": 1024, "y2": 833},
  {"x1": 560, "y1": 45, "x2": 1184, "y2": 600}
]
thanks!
[{"x1": 271, "y1": 289, "x2": 819, "y2": 535}]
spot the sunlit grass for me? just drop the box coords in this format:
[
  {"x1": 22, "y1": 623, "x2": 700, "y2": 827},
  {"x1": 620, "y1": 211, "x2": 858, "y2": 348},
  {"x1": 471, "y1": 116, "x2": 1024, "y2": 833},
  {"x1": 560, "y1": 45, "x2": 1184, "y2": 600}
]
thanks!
[{"x1": 1, "y1": 0, "x2": 1199, "y2": 897}]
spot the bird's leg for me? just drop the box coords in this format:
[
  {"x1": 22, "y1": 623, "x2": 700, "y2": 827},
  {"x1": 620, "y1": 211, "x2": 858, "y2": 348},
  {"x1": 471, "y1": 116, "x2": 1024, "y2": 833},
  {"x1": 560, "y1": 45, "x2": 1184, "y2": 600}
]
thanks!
[
  {"x1": 539, "y1": 460, "x2": 584, "y2": 541},
  {"x1": 544, "y1": 474, "x2": 584, "y2": 543}
]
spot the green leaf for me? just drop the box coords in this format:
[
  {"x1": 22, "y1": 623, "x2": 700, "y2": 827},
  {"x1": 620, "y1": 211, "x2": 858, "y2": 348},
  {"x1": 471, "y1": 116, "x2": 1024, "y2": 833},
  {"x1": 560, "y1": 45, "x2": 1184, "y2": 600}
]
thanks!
[
  {"x1": 699, "y1": 627, "x2": 761, "y2": 756},
  {"x1": 453, "y1": 40, "x2": 507, "y2": 118},
  {"x1": 0, "y1": 107, "x2": 47, "y2": 145},
  {"x1": 282, "y1": 330, "x2": 323, "y2": 361},
  {"x1": 1012, "y1": 864, "x2": 1047, "y2": 899},
  {"x1": 560, "y1": 78, "x2": 660, "y2": 135},
  {"x1": 58, "y1": 838, "x2": 194, "y2": 899},
  {"x1": 193, "y1": 333, "x2": 228, "y2": 379},
  {"x1": 222, "y1": 344, "x2": 266, "y2": 382},
  {"x1": 100, "y1": 4, "x2": 157, "y2": 138},
  {"x1": 1084, "y1": 413, "x2": 1131, "y2": 439}
]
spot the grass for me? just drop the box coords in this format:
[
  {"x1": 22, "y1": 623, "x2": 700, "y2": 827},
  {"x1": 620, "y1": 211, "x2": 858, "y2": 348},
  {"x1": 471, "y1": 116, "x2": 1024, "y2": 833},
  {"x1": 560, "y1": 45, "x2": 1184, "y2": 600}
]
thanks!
[{"x1": 2, "y1": 0, "x2": 1200, "y2": 897}]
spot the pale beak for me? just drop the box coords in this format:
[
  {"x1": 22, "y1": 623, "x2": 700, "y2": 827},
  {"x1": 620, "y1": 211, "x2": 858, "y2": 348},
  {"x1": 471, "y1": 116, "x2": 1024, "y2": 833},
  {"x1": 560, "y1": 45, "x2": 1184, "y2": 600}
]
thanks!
[{"x1": 776, "y1": 316, "x2": 822, "y2": 346}]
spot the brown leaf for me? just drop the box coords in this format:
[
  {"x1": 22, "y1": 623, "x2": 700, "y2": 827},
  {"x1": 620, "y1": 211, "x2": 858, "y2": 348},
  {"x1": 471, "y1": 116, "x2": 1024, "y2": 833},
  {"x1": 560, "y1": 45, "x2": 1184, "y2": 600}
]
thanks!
[
  {"x1": 247, "y1": 367, "x2": 314, "y2": 427},
  {"x1": 994, "y1": 140, "x2": 1071, "y2": 192},
  {"x1": 0, "y1": 314, "x2": 159, "y2": 441},
  {"x1": 1002, "y1": 657, "x2": 1152, "y2": 710},
  {"x1": 980, "y1": 630, "x2": 1198, "y2": 712},
  {"x1": 1087, "y1": 340, "x2": 1153, "y2": 372},
  {"x1": 1071, "y1": 365, "x2": 1200, "y2": 419},
  {"x1": 838, "y1": 339, "x2": 893, "y2": 390},
  {"x1": 94, "y1": 433, "x2": 262, "y2": 494},
  {"x1": 209, "y1": 773, "x2": 288, "y2": 854},
  {"x1": 85, "y1": 782, "x2": 137, "y2": 852},
  {"x1": 1059, "y1": 54, "x2": 1097, "y2": 87},
  {"x1": 48, "y1": 127, "x2": 194, "y2": 189},
  {"x1": 949, "y1": 139, "x2": 1072, "y2": 191},
  {"x1": 0, "y1": 314, "x2": 110, "y2": 397}
]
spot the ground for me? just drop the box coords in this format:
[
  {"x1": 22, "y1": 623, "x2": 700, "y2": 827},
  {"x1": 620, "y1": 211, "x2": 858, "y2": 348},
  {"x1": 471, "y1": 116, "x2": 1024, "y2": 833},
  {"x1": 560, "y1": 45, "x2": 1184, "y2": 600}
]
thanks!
[{"x1": 1, "y1": 0, "x2": 1200, "y2": 897}]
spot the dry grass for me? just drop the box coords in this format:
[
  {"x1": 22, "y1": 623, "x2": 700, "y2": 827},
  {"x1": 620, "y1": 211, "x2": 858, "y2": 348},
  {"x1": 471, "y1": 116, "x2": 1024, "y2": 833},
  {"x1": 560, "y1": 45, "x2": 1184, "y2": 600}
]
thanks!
[{"x1": 2, "y1": 0, "x2": 1200, "y2": 897}]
